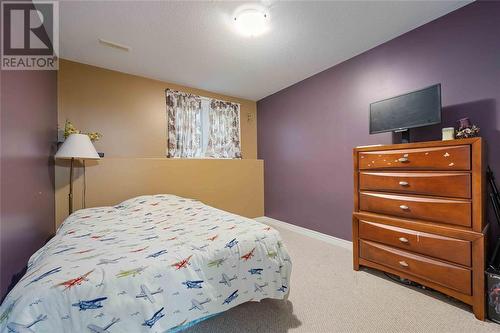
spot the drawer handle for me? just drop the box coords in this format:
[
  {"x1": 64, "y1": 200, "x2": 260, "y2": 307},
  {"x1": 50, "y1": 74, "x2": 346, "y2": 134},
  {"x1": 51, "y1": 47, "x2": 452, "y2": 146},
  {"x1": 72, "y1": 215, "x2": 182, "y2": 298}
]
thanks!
[
  {"x1": 399, "y1": 181, "x2": 409, "y2": 186},
  {"x1": 399, "y1": 205, "x2": 409, "y2": 210},
  {"x1": 398, "y1": 157, "x2": 409, "y2": 163},
  {"x1": 398, "y1": 237, "x2": 409, "y2": 243},
  {"x1": 399, "y1": 260, "x2": 409, "y2": 268}
]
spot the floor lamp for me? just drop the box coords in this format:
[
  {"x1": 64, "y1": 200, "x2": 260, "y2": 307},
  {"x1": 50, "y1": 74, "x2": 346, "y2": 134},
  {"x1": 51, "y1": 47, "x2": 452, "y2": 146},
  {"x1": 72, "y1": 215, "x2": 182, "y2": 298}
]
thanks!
[{"x1": 55, "y1": 133, "x2": 100, "y2": 214}]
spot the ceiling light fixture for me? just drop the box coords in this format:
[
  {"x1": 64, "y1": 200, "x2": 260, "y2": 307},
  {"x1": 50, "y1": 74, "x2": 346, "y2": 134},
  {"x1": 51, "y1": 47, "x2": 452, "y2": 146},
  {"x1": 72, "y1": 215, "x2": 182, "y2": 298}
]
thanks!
[{"x1": 233, "y1": 8, "x2": 269, "y2": 37}]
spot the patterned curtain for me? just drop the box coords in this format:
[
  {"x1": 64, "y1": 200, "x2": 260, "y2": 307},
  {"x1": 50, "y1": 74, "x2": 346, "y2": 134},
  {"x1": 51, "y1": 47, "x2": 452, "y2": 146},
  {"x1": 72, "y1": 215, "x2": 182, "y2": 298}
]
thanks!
[
  {"x1": 166, "y1": 89, "x2": 202, "y2": 158},
  {"x1": 206, "y1": 100, "x2": 242, "y2": 159}
]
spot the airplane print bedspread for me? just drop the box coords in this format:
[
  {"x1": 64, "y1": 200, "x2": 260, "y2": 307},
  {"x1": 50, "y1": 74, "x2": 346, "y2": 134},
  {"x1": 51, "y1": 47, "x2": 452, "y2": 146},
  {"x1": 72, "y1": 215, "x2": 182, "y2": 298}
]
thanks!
[{"x1": 0, "y1": 195, "x2": 292, "y2": 333}]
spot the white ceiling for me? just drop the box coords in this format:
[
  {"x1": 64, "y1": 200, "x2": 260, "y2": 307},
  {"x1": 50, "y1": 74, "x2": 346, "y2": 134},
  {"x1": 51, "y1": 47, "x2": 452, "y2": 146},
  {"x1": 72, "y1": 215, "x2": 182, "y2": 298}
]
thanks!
[{"x1": 60, "y1": 1, "x2": 470, "y2": 101}]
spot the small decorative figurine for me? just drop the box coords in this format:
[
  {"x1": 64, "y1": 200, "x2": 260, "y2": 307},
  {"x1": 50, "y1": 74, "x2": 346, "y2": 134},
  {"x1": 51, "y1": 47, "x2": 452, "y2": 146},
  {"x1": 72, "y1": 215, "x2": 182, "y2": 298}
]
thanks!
[{"x1": 455, "y1": 117, "x2": 480, "y2": 139}]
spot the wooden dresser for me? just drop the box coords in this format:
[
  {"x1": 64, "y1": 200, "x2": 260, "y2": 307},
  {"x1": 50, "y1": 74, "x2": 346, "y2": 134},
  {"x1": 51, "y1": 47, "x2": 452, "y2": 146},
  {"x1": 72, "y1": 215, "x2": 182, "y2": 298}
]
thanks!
[{"x1": 352, "y1": 138, "x2": 486, "y2": 320}]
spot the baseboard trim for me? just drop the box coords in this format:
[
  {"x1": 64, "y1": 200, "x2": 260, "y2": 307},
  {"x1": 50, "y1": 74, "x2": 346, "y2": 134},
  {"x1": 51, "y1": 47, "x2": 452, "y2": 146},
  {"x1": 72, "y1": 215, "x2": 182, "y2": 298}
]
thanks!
[{"x1": 255, "y1": 216, "x2": 353, "y2": 251}]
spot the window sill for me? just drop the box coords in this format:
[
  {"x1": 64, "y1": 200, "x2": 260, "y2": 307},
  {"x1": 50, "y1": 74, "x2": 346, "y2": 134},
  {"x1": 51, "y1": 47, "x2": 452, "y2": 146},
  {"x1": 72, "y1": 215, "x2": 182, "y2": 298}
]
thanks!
[{"x1": 167, "y1": 157, "x2": 242, "y2": 160}]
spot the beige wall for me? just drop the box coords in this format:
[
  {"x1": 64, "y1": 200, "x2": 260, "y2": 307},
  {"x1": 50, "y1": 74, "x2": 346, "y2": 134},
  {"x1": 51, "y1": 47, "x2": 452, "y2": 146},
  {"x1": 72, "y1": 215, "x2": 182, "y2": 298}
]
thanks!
[
  {"x1": 56, "y1": 60, "x2": 262, "y2": 226},
  {"x1": 55, "y1": 159, "x2": 264, "y2": 227},
  {"x1": 58, "y1": 59, "x2": 257, "y2": 158}
]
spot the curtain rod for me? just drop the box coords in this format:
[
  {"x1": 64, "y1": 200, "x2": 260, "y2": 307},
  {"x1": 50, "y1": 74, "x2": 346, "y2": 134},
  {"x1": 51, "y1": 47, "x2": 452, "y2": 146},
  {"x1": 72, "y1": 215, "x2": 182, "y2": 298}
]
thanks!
[{"x1": 166, "y1": 88, "x2": 240, "y2": 106}]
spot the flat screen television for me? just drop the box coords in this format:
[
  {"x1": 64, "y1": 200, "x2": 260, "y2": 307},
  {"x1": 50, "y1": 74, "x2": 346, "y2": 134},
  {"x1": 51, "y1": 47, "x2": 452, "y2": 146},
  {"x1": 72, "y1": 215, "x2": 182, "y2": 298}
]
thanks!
[{"x1": 369, "y1": 84, "x2": 441, "y2": 143}]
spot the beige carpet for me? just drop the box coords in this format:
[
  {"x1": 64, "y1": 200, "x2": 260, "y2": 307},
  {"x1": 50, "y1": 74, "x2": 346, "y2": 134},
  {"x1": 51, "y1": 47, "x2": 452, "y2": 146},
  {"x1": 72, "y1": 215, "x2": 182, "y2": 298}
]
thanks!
[{"x1": 184, "y1": 220, "x2": 499, "y2": 333}]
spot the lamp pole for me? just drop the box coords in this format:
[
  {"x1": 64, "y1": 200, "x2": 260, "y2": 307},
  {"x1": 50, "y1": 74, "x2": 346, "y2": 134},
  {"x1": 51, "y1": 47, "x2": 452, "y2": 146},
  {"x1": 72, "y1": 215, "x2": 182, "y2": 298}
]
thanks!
[{"x1": 69, "y1": 157, "x2": 74, "y2": 214}]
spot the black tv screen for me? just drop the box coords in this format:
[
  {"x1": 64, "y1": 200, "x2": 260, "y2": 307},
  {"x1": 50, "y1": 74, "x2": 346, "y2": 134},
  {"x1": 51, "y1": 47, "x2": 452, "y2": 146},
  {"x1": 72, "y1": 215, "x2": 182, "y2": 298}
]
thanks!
[{"x1": 369, "y1": 84, "x2": 441, "y2": 134}]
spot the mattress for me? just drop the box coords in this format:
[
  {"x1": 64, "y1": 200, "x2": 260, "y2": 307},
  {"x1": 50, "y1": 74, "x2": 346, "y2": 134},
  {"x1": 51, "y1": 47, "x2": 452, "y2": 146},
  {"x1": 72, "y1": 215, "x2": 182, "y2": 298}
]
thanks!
[{"x1": 0, "y1": 195, "x2": 292, "y2": 332}]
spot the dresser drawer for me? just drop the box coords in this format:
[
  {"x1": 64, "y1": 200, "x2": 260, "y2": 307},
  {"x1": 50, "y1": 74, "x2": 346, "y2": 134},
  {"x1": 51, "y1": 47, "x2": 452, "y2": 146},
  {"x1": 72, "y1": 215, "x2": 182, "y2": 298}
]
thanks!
[
  {"x1": 358, "y1": 145, "x2": 470, "y2": 170},
  {"x1": 359, "y1": 192, "x2": 471, "y2": 227},
  {"x1": 360, "y1": 240, "x2": 471, "y2": 295},
  {"x1": 359, "y1": 220, "x2": 471, "y2": 266},
  {"x1": 359, "y1": 172, "x2": 471, "y2": 198}
]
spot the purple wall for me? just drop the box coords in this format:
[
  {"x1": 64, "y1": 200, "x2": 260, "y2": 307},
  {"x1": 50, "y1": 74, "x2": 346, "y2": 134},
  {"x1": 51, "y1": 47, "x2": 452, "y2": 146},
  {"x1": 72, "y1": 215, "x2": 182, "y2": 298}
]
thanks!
[
  {"x1": 0, "y1": 69, "x2": 57, "y2": 299},
  {"x1": 258, "y1": 2, "x2": 500, "y2": 242}
]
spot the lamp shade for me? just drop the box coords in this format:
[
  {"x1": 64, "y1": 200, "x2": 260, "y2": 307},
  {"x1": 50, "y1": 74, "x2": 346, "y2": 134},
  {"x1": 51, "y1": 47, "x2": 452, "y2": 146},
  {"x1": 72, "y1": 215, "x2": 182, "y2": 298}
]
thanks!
[{"x1": 55, "y1": 133, "x2": 100, "y2": 160}]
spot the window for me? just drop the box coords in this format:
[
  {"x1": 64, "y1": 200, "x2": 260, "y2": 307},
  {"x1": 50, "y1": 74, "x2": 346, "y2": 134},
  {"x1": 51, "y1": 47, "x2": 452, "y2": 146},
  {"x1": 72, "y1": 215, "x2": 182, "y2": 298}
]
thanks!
[{"x1": 166, "y1": 89, "x2": 242, "y2": 159}]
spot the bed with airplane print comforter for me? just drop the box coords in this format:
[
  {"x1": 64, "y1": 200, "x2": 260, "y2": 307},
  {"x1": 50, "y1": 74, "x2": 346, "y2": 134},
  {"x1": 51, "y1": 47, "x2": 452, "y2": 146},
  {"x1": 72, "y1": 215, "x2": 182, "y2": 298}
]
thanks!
[{"x1": 0, "y1": 194, "x2": 291, "y2": 333}]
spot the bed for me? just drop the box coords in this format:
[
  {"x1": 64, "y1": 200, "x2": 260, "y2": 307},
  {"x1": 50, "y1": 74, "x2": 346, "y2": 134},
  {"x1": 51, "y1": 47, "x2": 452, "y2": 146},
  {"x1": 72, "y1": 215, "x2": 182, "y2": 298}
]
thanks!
[{"x1": 0, "y1": 194, "x2": 291, "y2": 332}]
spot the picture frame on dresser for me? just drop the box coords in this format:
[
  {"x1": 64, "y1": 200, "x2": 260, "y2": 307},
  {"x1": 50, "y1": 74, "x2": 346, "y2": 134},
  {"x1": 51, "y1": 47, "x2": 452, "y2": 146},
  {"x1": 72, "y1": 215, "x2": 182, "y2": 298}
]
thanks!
[{"x1": 352, "y1": 137, "x2": 486, "y2": 320}]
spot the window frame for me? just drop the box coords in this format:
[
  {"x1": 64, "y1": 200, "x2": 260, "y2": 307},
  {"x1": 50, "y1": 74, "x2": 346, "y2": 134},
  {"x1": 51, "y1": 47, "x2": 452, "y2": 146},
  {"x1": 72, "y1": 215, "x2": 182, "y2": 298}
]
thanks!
[{"x1": 166, "y1": 89, "x2": 242, "y2": 159}]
